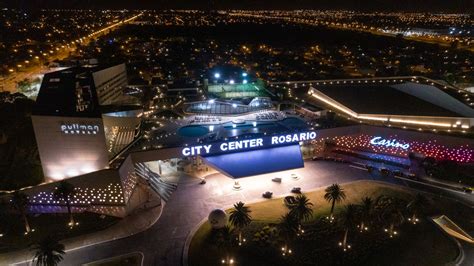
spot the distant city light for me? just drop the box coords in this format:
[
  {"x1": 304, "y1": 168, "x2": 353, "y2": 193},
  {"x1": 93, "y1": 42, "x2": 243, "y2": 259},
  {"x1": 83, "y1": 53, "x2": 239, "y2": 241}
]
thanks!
[
  {"x1": 242, "y1": 72, "x2": 248, "y2": 77},
  {"x1": 214, "y1": 73, "x2": 220, "y2": 79}
]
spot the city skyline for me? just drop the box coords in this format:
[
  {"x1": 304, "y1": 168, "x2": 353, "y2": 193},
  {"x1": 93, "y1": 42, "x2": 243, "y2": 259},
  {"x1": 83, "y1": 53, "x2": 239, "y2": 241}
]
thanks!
[{"x1": 1, "y1": 0, "x2": 473, "y2": 13}]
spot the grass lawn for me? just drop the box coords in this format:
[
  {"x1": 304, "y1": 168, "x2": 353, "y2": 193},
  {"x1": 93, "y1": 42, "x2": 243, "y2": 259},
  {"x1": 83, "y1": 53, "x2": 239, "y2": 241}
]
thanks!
[
  {"x1": 0, "y1": 212, "x2": 119, "y2": 253},
  {"x1": 84, "y1": 252, "x2": 142, "y2": 266},
  {"x1": 189, "y1": 180, "x2": 464, "y2": 266}
]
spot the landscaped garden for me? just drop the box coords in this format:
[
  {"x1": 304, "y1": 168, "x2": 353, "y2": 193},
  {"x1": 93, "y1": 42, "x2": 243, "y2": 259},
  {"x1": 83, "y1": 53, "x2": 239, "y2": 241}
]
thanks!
[
  {"x1": 0, "y1": 181, "x2": 120, "y2": 255},
  {"x1": 189, "y1": 180, "x2": 473, "y2": 266}
]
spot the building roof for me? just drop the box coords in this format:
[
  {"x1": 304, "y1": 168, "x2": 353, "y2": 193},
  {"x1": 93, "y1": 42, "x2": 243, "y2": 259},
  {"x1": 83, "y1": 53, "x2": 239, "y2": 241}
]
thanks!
[
  {"x1": 33, "y1": 64, "x2": 126, "y2": 117},
  {"x1": 203, "y1": 144, "x2": 304, "y2": 178},
  {"x1": 310, "y1": 80, "x2": 474, "y2": 118}
]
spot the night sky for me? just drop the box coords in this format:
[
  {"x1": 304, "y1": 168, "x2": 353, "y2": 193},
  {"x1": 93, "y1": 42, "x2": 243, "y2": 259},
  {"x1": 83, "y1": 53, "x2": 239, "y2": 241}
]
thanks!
[{"x1": 1, "y1": 0, "x2": 473, "y2": 12}]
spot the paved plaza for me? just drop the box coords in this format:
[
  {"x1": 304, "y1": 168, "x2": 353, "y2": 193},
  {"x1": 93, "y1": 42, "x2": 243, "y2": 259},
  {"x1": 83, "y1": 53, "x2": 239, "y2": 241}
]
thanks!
[{"x1": 7, "y1": 160, "x2": 474, "y2": 265}]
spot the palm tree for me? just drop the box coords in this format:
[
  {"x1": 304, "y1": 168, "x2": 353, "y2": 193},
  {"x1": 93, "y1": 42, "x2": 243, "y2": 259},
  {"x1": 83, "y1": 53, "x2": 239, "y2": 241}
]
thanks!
[
  {"x1": 376, "y1": 196, "x2": 406, "y2": 237},
  {"x1": 11, "y1": 191, "x2": 31, "y2": 233},
  {"x1": 340, "y1": 204, "x2": 357, "y2": 250},
  {"x1": 288, "y1": 194, "x2": 313, "y2": 232},
  {"x1": 32, "y1": 236, "x2": 65, "y2": 266},
  {"x1": 53, "y1": 181, "x2": 76, "y2": 227},
  {"x1": 278, "y1": 213, "x2": 299, "y2": 255},
  {"x1": 407, "y1": 193, "x2": 428, "y2": 224},
  {"x1": 0, "y1": 198, "x2": 11, "y2": 236},
  {"x1": 215, "y1": 226, "x2": 235, "y2": 265},
  {"x1": 228, "y1": 201, "x2": 252, "y2": 245},
  {"x1": 357, "y1": 197, "x2": 373, "y2": 232},
  {"x1": 324, "y1": 184, "x2": 346, "y2": 220}
]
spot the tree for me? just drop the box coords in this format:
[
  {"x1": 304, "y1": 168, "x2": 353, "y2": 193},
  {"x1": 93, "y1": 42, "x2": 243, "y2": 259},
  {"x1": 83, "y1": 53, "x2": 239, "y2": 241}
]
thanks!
[
  {"x1": 0, "y1": 198, "x2": 12, "y2": 235},
  {"x1": 288, "y1": 194, "x2": 313, "y2": 232},
  {"x1": 53, "y1": 181, "x2": 76, "y2": 227},
  {"x1": 278, "y1": 213, "x2": 299, "y2": 255},
  {"x1": 11, "y1": 191, "x2": 31, "y2": 233},
  {"x1": 340, "y1": 204, "x2": 357, "y2": 250},
  {"x1": 32, "y1": 236, "x2": 65, "y2": 266},
  {"x1": 324, "y1": 184, "x2": 346, "y2": 220},
  {"x1": 228, "y1": 201, "x2": 252, "y2": 245},
  {"x1": 16, "y1": 78, "x2": 33, "y2": 94},
  {"x1": 376, "y1": 196, "x2": 406, "y2": 237},
  {"x1": 215, "y1": 226, "x2": 235, "y2": 264},
  {"x1": 357, "y1": 197, "x2": 373, "y2": 232},
  {"x1": 407, "y1": 193, "x2": 428, "y2": 224}
]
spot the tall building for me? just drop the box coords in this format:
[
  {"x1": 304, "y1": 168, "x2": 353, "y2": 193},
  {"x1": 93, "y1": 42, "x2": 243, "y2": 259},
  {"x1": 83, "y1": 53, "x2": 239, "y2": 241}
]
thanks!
[{"x1": 32, "y1": 64, "x2": 142, "y2": 182}]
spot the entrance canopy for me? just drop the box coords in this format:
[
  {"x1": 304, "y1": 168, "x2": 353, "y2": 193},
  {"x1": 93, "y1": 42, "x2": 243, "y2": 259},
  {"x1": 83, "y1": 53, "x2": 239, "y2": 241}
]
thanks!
[{"x1": 202, "y1": 144, "x2": 304, "y2": 178}]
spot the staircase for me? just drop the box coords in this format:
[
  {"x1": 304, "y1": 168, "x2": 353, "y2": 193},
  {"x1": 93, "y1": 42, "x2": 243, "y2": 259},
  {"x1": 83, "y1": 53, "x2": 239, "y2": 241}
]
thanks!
[{"x1": 134, "y1": 163, "x2": 178, "y2": 202}]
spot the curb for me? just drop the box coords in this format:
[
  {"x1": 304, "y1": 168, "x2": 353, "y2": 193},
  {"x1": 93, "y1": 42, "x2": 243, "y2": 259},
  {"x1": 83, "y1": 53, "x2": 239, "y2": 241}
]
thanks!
[
  {"x1": 182, "y1": 217, "x2": 208, "y2": 266},
  {"x1": 429, "y1": 217, "x2": 464, "y2": 266}
]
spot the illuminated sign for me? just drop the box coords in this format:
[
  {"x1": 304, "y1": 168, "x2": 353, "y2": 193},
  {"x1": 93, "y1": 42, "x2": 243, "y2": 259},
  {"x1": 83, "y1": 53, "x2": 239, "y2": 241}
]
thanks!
[
  {"x1": 182, "y1": 131, "x2": 317, "y2": 156},
  {"x1": 60, "y1": 123, "x2": 100, "y2": 135},
  {"x1": 370, "y1": 136, "x2": 410, "y2": 150}
]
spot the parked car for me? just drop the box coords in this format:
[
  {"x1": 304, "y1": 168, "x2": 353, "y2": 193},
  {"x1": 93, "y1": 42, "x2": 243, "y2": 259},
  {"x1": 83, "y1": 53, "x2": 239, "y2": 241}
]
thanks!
[
  {"x1": 272, "y1": 177, "x2": 282, "y2": 183},
  {"x1": 380, "y1": 168, "x2": 391, "y2": 176},
  {"x1": 392, "y1": 170, "x2": 404, "y2": 177},
  {"x1": 366, "y1": 165, "x2": 375, "y2": 173},
  {"x1": 262, "y1": 191, "x2": 273, "y2": 198},
  {"x1": 291, "y1": 187, "x2": 302, "y2": 194}
]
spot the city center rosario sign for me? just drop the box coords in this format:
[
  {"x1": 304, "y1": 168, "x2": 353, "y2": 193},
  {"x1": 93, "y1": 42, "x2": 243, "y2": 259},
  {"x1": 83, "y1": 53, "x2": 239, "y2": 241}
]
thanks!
[
  {"x1": 181, "y1": 131, "x2": 317, "y2": 157},
  {"x1": 60, "y1": 123, "x2": 100, "y2": 135},
  {"x1": 369, "y1": 136, "x2": 410, "y2": 150}
]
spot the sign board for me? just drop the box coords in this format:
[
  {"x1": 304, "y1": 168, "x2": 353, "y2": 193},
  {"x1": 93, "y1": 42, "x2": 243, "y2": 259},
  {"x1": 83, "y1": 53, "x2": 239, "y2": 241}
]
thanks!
[
  {"x1": 181, "y1": 131, "x2": 317, "y2": 157},
  {"x1": 60, "y1": 123, "x2": 100, "y2": 135},
  {"x1": 369, "y1": 136, "x2": 410, "y2": 150}
]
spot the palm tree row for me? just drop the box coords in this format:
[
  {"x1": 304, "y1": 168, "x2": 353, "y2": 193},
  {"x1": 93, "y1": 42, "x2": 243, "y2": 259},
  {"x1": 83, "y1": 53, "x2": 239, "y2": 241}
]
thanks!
[
  {"x1": 0, "y1": 181, "x2": 77, "y2": 266},
  {"x1": 221, "y1": 185, "x2": 429, "y2": 261},
  {"x1": 338, "y1": 192, "x2": 429, "y2": 251},
  {"x1": 4, "y1": 181, "x2": 77, "y2": 236}
]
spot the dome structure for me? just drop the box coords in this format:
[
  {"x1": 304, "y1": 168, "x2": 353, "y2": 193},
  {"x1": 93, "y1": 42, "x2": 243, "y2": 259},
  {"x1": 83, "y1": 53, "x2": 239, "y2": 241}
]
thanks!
[{"x1": 208, "y1": 209, "x2": 227, "y2": 229}]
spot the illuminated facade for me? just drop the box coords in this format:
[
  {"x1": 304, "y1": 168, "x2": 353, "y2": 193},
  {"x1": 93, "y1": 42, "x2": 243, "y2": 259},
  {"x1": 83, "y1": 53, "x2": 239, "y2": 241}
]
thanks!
[
  {"x1": 32, "y1": 115, "x2": 109, "y2": 181},
  {"x1": 272, "y1": 77, "x2": 474, "y2": 131},
  {"x1": 330, "y1": 134, "x2": 473, "y2": 163},
  {"x1": 32, "y1": 64, "x2": 141, "y2": 181}
]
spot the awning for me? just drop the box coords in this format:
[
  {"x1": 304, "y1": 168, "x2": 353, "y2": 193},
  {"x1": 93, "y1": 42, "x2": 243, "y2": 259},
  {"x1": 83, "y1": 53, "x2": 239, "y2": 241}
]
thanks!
[{"x1": 202, "y1": 144, "x2": 304, "y2": 178}]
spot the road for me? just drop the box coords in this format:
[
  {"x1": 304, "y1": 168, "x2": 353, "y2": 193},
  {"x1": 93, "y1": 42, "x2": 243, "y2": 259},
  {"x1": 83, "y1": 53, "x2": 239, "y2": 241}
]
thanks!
[{"x1": 1, "y1": 13, "x2": 143, "y2": 93}]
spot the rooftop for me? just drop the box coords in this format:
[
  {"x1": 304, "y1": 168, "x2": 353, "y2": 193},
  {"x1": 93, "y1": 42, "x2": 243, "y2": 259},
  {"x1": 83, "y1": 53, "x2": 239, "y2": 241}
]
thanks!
[{"x1": 33, "y1": 64, "x2": 129, "y2": 117}]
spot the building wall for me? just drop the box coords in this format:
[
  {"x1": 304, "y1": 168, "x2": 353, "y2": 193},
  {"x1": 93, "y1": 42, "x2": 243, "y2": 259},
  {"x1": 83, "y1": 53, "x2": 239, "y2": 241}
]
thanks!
[
  {"x1": 313, "y1": 125, "x2": 474, "y2": 163},
  {"x1": 93, "y1": 64, "x2": 128, "y2": 105},
  {"x1": 32, "y1": 115, "x2": 109, "y2": 181}
]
